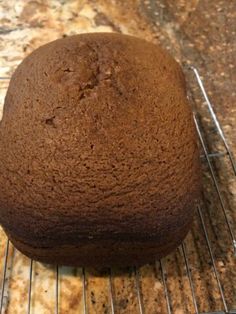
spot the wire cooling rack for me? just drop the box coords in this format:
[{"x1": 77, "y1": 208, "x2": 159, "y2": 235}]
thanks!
[{"x1": 0, "y1": 67, "x2": 235, "y2": 314}]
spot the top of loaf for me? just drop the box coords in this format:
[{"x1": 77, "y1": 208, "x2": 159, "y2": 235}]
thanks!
[{"x1": 0, "y1": 33, "x2": 199, "y2": 246}]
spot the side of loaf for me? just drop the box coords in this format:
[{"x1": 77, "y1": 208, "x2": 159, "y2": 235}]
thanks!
[{"x1": 0, "y1": 33, "x2": 201, "y2": 266}]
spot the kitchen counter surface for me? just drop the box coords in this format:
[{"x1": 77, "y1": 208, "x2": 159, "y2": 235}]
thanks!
[{"x1": 0, "y1": 1, "x2": 235, "y2": 313}]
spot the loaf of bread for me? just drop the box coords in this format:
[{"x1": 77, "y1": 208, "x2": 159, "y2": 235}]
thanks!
[{"x1": 0, "y1": 33, "x2": 200, "y2": 266}]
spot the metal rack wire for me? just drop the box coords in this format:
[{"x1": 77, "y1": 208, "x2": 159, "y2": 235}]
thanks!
[{"x1": 0, "y1": 67, "x2": 235, "y2": 314}]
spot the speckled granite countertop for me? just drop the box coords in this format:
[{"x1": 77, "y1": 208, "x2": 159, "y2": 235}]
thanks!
[{"x1": 0, "y1": 1, "x2": 235, "y2": 313}]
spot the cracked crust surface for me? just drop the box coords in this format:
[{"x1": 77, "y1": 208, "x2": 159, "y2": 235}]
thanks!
[{"x1": 0, "y1": 33, "x2": 200, "y2": 266}]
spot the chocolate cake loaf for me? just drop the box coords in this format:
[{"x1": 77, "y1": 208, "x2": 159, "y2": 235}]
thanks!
[{"x1": 0, "y1": 33, "x2": 200, "y2": 266}]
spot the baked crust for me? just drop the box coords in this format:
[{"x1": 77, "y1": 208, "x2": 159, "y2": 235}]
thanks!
[{"x1": 0, "y1": 33, "x2": 201, "y2": 266}]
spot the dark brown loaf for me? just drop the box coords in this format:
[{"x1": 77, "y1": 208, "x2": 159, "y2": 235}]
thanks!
[{"x1": 0, "y1": 33, "x2": 200, "y2": 266}]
